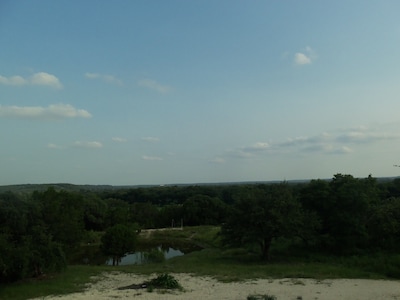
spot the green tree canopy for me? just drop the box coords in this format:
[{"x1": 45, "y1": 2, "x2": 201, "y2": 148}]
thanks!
[{"x1": 183, "y1": 194, "x2": 227, "y2": 226}]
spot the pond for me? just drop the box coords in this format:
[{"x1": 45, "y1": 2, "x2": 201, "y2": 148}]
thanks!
[
  {"x1": 72, "y1": 242, "x2": 201, "y2": 266},
  {"x1": 106, "y1": 246, "x2": 184, "y2": 265}
]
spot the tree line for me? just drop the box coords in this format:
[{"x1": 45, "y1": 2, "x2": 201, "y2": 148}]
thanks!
[{"x1": 1, "y1": 174, "x2": 400, "y2": 282}]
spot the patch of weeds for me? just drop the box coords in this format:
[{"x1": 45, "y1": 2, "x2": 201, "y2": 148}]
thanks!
[
  {"x1": 247, "y1": 294, "x2": 277, "y2": 300},
  {"x1": 146, "y1": 273, "x2": 182, "y2": 291}
]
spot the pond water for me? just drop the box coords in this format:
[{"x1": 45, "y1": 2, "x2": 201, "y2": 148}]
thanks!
[
  {"x1": 73, "y1": 241, "x2": 201, "y2": 266},
  {"x1": 106, "y1": 246, "x2": 184, "y2": 265}
]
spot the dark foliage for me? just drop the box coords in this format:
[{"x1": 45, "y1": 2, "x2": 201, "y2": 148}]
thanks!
[
  {"x1": 0, "y1": 192, "x2": 66, "y2": 283},
  {"x1": 2, "y1": 173, "x2": 400, "y2": 283}
]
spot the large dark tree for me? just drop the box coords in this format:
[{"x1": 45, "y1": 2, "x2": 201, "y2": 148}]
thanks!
[
  {"x1": 300, "y1": 174, "x2": 380, "y2": 253},
  {"x1": 101, "y1": 224, "x2": 137, "y2": 266},
  {"x1": 221, "y1": 184, "x2": 305, "y2": 260},
  {"x1": 32, "y1": 188, "x2": 85, "y2": 251}
]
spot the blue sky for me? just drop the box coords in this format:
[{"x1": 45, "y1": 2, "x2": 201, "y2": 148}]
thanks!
[{"x1": 1, "y1": 1, "x2": 400, "y2": 185}]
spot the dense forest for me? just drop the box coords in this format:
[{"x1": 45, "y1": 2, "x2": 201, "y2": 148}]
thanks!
[{"x1": 1, "y1": 174, "x2": 400, "y2": 283}]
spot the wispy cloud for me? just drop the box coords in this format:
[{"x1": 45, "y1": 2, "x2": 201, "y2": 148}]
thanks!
[
  {"x1": 112, "y1": 137, "x2": 128, "y2": 143},
  {"x1": 0, "y1": 72, "x2": 63, "y2": 89},
  {"x1": 141, "y1": 137, "x2": 160, "y2": 143},
  {"x1": 142, "y1": 155, "x2": 163, "y2": 161},
  {"x1": 85, "y1": 73, "x2": 123, "y2": 86},
  {"x1": 0, "y1": 75, "x2": 26, "y2": 86},
  {"x1": 138, "y1": 79, "x2": 172, "y2": 93},
  {"x1": 222, "y1": 127, "x2": 398, "y2": 160},
  {"x1": 336, "y1": 131, "x2": 399, "y2": 144},
  {"x1": 294, "y1": 46, "x2": 316, "y2": 66},
  {"x1": 47, "y1": 141, "x2": 103, "y2": 150},
  {"x1": 243, "y1": 142, "x2": 270, "y2": 152},
  {"x1": 225, "y1": 142, "x2": 270, "y2": 159},
  {"x1": 73, "y1": 141, "x2": 103, "y2": 149},
  {"x1": 209, "y1": 157, "x2": 226, "y2": 164},
  {"x1": 0, "y1": 104, "x2": 92, "y2": 120}
]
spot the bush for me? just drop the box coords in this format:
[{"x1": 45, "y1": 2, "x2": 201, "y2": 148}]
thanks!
[{"x1": 146, "y1": 273, "x2": 182, "y2": 290}]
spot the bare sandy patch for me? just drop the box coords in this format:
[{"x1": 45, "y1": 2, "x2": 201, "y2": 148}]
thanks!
[{"x1": 31, "y1": 272, "x2": 400, "y2": 300}]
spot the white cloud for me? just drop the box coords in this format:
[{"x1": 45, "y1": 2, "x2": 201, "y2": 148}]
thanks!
[
  {"x1": 73, "y1": 141, "x2": 103, "y2": 149},
  {"x1": 294, "y1": 46, "x2": 316, "y2": 66},
  {"x1": 141, "y1": 137, "x2": 160, "y2": 143},
  {"x1": 0, "y1": 72, "x2": 63, "y2": 88},
  {"x1": 138, "y1": 79, "x2": 172, "y2": 93},
  {"x1": 112, "y1": 137, "x2": 128, "y2": 142},
  {"x1": 85, "y1": 73, "x2": 123, "y2": 85},
  {"x1": 142, "y1": 155, "x2": 163, "y2": 161},
  {"x1": 0, "y1": 75, "x2": 26, "y2": 86},
  {"x1": 31, "y1": 72, "x2": 63, "y2": 89},
  {"x1": 0, "y1": 104, "x2": 92, "y2": 120},
  {"x1": 294, "y1": 53, "x2": 311, "y2": 65}
]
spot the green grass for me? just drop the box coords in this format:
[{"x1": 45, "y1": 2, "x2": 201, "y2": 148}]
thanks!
[
  {"x1": 0, "y1": 265, "x2": 110, "y2": 300},
  {"x1": 1, "y1": 226, "x2": 399, "y2": 300}
]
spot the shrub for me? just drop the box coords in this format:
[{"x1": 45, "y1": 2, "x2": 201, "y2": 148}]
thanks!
[
  {"x1": 146, "y1": 273, "x2": 182, "y2": 290},
  {"x1": 247, "y1": 294, "x2": 277, "y2": 300}
]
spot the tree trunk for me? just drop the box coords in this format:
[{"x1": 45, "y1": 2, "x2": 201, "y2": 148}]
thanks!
[{"x1": 260, "y1": 238, "x2": 272, "y2": 260}]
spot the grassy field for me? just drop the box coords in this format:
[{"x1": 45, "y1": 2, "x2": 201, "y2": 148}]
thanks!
[{"x1": 1, "y1": 226, "x2": 399, "y2": 300}]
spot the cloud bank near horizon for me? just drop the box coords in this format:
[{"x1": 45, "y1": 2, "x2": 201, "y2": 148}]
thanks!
[{"x1": 0, "y1": 104, "x2": 92, "y2": 120}]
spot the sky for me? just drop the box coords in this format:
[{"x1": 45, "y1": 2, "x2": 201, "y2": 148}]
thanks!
[{"x1": 1, "y1": 1, "x2": 400, "y2": 185}]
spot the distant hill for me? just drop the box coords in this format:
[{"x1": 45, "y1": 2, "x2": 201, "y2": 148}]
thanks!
[
  {"x1": 0, "y1": 183, "x2": 116, "y2": 195},
  {"x1": 0, "y1": 176, "x2": 398, "y2": 195}
]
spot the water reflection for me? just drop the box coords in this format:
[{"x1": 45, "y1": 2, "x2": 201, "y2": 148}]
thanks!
[{"x1": 106, "y1": 247, "x2": 184, "y2": 265}]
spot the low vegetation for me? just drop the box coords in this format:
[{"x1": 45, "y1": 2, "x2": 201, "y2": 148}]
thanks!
[
  {"x1": 247, "y1": 295, "x2": 277, "y2": 300},
  {"x1": 145, "y1": 273, "x2": 182, "y2": 291}
]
